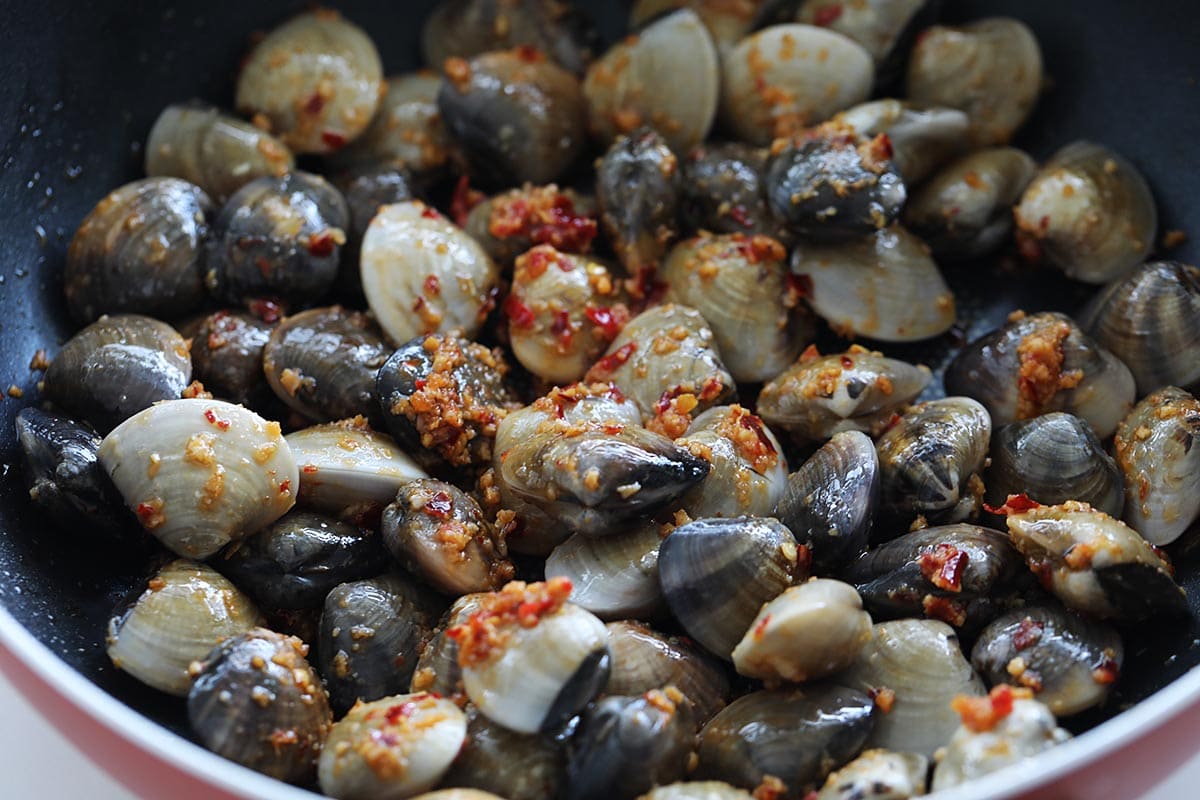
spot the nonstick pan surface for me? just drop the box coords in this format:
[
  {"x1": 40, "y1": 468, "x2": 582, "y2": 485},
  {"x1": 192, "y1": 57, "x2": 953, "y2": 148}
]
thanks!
[{"x1": 0, "y1": 0, "x2": 1198, "y2": 796}]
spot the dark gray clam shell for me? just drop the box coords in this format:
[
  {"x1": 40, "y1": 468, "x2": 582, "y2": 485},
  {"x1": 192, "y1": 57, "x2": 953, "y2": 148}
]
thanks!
[
  {"x1": 332, "y1": 163, "x2": 417, "y2": 300},
  {"x1": 972, "y1": 605, "x2": 1123, "y2": 716},
  {"x1": 263, "y1": 305, "x2": 390, "y2": 426},
  {"x1": 833, "y1": 99, "x2": 969, "y2": 185},
  {"x1": 842, "y1": 523, "x2": 1023, "y2": 631},
  {"x1": 41, "y1": 313, "x2": 192, "y2": 433},
  {"x1": 775, "y1": 430, "x2": 879, "y2": 572},
  {"x1": 680, "y1": 142, "x2": 781, "y2": 239},
  {"x1": 188, "y1": 628, "x2": 332, "y2": 784},
  {"x1": 696, "y1": 685, "x2": 875, "y2": 798},
  {"x1": 218, "y1": 509, "x2": 389, "y2": 610},
  {"x1": 985, "y1": 412, "x2": 1124, "y2": 518},
  {"x1": 596, "y1": 127, "x2": 681, "y2": 276},
  {"x1": 444, "y1": 705, "x2": 566, "y2": 800},
  {"x1": 410, "y1": 593, "x2": 487, "y2": 698},
  {"x1": 1080, "y1": 261, "x2": 1200, "y2": 396},
  {"x1": 317, "y1": 573, "x2": 443, "y2": 715},
  {"x1": 566, "y1": 692, "x2": 697, "y2": 800},
  {"x1": 65, "y1": 177, "x2": 212, "y2": 324},
  {"x1": 204, "y1": 171, "x2": 349, "y2": 308},
  {"x1": 659, "y1": 516, "x2": 804, "y2": 660},
  {"x1": 182, "y1": 310, "x2": 275, "y2": 407}
]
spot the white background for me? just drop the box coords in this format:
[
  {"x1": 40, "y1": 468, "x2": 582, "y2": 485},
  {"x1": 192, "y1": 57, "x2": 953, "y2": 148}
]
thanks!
[{"x1": 0, "y1": 669, "x2": 1197, "y2": 798}]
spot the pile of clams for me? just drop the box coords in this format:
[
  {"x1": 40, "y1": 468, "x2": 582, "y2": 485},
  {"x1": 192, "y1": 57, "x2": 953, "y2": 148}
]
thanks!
[{"x1": 17, "y1": 2, "x2": 1199, "y2": 799}]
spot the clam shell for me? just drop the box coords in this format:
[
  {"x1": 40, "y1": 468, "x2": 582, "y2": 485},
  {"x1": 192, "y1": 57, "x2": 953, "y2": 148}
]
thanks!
[
  {"x1": 106, "y1": 559, "x2": 264, "y2": 696},
  {"x1": 184, "y1": 310, "x2": 275, "y2": 408},
  {"x1": 361, "y1": 201, "x2": 500, "y2": 344},
  {"x1": 287, "y1": 423, "x2": 427, "y2": 516},
  {"x1": 796, "y1": 0, "x2": 933, "y2": 84},
  {"x1": 931, "y1": 698, "x2": 1070, "y2": 791},
  {"x1": 638, "y1": 783, "x2": 753, "y2": 800},
  {"x1": 444, "y1": 705, "x2": 565, "y2": 800},
  {"x1": 833, "y1": 99, "x2": 970, "y2": 184},
  {"x1": 674, "y1": 405, "x2": 788, "y2": 518},
  {"x1": 629, "y1": 0, "x2": 758, "y2": 55},
  {"x1": 546, "y1": 521, "x2": 665, "y2": 620},
  {"x1": 584, "y1": 9, "x2": 719, "y2": 154},
  {"x1": 99, "y1": 399, "x2": 298, "y2": 559},
  {"x1": 814, "y1": 749, "x2": 928, "y2": 800},
  {"x1": 839, "y1": 619, "x2": 985, "y2": 758},
  {"x1": 791, "y1": 225, "x2": 956, "y2": 343},
  {"x1": 596, "y1": 128, "x2": 682, "y2": 276},
  {"x1": 330, "y1": 72, "x2": 451, "y2": 176},
  {"x1": 721, "y1": 24, "x2": 873, "y2": 146},
  {"x1": 410, "y1": 594, "x2": 487, "y2": 698}
]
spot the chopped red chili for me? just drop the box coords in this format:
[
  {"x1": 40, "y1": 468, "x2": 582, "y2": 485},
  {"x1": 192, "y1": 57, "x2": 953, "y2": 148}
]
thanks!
[
  {"x1": 812, "y1": 3, "x2": 844, "y2": 27},
  {"x1": 320, "y1": 130, "x2": 346, "y2": 149},
  {"x1": 1012, "y1": 618, "x2": 1045, "y2": 651},
  {"x1": 423, "y1": 490, "x2": 454, "y2": 519},
  {"x1": 590, "y1": 342, "x2": 637, "y2": 374},
  {"x1": 918, "y1": 543, "x2": 969, "y2": 592},
  {"x1": 502, "y1": 294, "x2": 536, "y2": 328}
]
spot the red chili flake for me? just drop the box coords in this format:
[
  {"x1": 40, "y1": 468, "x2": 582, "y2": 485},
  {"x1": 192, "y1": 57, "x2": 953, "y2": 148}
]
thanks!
[
  {"x1": 135, "y1": 502, "x2": 161, "y2": 523},
  {"x1": 203, "y1": 408, "x2": 231, "y2": 431},
  {"x1": 813, "y1": 3, "x2": 844, "y2": 26},
  {"x1": 551, "y1": 310, "x2": 574, "y2": 347},
  {"x1": 514, "y1": 44, "x2": 544, "y2": 63},
  {"x1": 255, "y1": 255, "x2": 273, "y2": 278},
  {"x1": 414, "y1": 378, "x2": 428, "y2": 391},
  {"x1": 450, "y1": 175, "x2": 485, "y2": 227},
  {"x1": 247, "y1": 298, "x2": 282, "y2": 323},
  {"x1": 531, "y1": 199, "x2": 598, "y2": 252},
  {"x1": 590, "y1": 342, "x2": 637, "y2": 374},
  {"x1": 952, "y1": 685, "x2": 1024, "y2": 733},
  {"x1": 632, "y1": 265, "x2": 668, "y2": 303},
  {"x1": 655, "y1": 387, "x2": 683, "y2": 416},
  {"x1": 752, "y1": 614, "x2": 772, "y2": 640},
  {"x1": 1013, "y1": 618, "x2": 1045, "y2": 650},
  {"x1": 307, "y1": 229, "x2": 337, "y2": 257},
  {"x1": 278, "y1": 480, "x2": 291, "y2": 494},
  {"x1": 603, "y1": 423, "x2": 625, "y2": 435},
  {"x1": 413, "y1": 295, "x2": 427, "y2": 313},
  {"x1": 423, "y1": 490, "x2": 454, "y2": 519},
  {"x1": 321, "y1": 130, "x2": 347, "y2": 149},
  {"x1": 303, "y1": 93, "x2": 325, "y2": 114},
  {"x1": 503, "y1": 294, "x2": 536, "y2": 328},
  {"x1": 302, "y1": 464, "x2": 319, "y2": 474},
  {"x1": 918, "y1": 543, "x2": 969, "y2": 592},
  {"x1": 698, "y1": 375, "x2": 726, "y2": 402},
  {"x1": 739, "y1": 411, "x2": 777, "y2": 455},
  {"x1": 868, "y1": 132, "x2": 894, "y2": 162},
  {"x1": 1092, "y1": 657, "x2": 1120, "y2": 685},
  {"x1": 785, "y1": 273, "x2": 814, "y2": 304},
  {"x1": 522, "y1": 245, "x2": 558, "y2": 278},
  {"x1": 421, "y1": 206, "x2": 442, "y2": 220},
  {"x1": 733, "y1": 233, "x2": 787, "y2": 264},
  {"x1": 602, "y1": 383, "x2": 626, "y2": 402},
  {"x1": 727, "y1": 204, "x2": 753, "y2": 229},
  {"x1": 795, "y1": 543, "x2": 813, "y2": 577},
  {"x1": 984, "y1": 493, "x2": 1042, "y2": 515},
  {"x1": 923, "y1": 594, "x2": 968, "y2": 627},
  {"x1": 799, "y1": 343, "x2": 822, "y2": 362},
  {"x1": 424, "y1": 274, "x2": 441, "y2": 296},
  {"x1": 584, "y1": 306, "x2": 625, "y2": 340},
  {"x1": 516, "y1": 578, "x2": 572, "y2": 625},
  {"x1": 867, "y1": 686, "x2": 896, "y2": 713},
  {"x1": 840, "y1": 355, "x2": 855, "y2": 369},
  {"x1": 384, "y1": 702, "x2": 417, "y2": 725},
  {"x1": 369, "y1": 729, "x2": 401, "y2": 748}
]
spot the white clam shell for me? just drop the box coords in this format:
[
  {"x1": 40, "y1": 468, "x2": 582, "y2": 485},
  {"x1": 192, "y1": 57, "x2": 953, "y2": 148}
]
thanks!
[
  {"x1": 721, "y1": 24, "x2": 874, "y2": 146},
  {"x1": 932, "y1": 698, "x2": 1070, "y2": 790},
  {"x1": 99, "y1": 399, "x2": 298, "y2": 559},
  {"x1": 106, "y1": 559, "x2": 263, "y2": 696},
  {"x1": 361, "y1": 201, "x2": 500, "y2": 345},
  {"x1": 287, "y1": 423, "x2": 427, "y2": 513}
]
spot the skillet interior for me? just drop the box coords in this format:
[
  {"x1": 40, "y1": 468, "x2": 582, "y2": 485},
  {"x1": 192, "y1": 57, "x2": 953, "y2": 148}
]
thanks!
[{"x1": 0, "y1": 0, "x2": 1197, "y2": 756}]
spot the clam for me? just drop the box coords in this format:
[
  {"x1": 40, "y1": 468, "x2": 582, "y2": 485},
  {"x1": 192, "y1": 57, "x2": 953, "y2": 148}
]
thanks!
[
  {"x1": 236, "y1": 9, "x2": 382, "y2": 155},
  {"x1": 756, "y1": 347, "x2": 931, "y2": 444},
  {"x1": 842, "y1": 524, "x2": 1024, "y2": 630},
  {"x1": 318, "y1": 573, "x2": 442, "y2": 715},
  {"x1": 674, "y1": 405, "x2": 789, "y2": 519},
  {"x1": 585, "y1": 304, "x2": 736, "y2": 431},
  {"x1": 360, "y1": 201, "x2": 500, "y2": 344},
  {"x1": 944, "y1": 311, "x2": 1136, "y2": 439},
  {"x1": 659, "y1": 516, "x2": 805, "y2": 660},
  {"x1": 444, "y1": 705, "x2": 566, "y2": 800},
  {"x1": 452, "y1": 579, "x2": 611, "y2": 734},
  {"x1": 1003, "y1": 499, "x2": 1187, "y2": 620},
  {"x1": 414, "y1": 793, "x2": 505, "y2": 800},
  {"x1": 334, "y1": 164, "x2": 418, "y2": 300},
  {"x1": 875, "y1": 397, "x2": 992, "y2": 526},
  {"x1": 833, "y1": 99, "x2": 971, "y2": 184},
  {"x1": 382, "y1": 479, "x2": 513, "y2": 596},
  {"x1": 505, "y1": 245, "x2": 631, "y2": 384},
  {"x1": 906, "y1": 17, "x2": 1042, "y2": 146},
  {"x1": 638, "y1": 784, "x2": 753, "y2": 800},
  {"x1": 775, "y1": 430, "x2": 880, "y2": 573},
  {"x1": 217, "y1": 510, "x2": 389, "y2": 611},
  {"x1": 183, "y1": 310, "x2": 275, "y2": 407},
  {"x1": 732, "y1": 578, "x2": 873, "y2": 684},
  {"x1": 629, "y1": 0, "x2": 758, "y2": 55},
  {"x1": 204, "y1": 171, "x2": 349, "y2": 309},
  {"x1": 329, "y1": 72, "x2": 452, "y2": 178},
  {"x1": 439, "y1": 47, "x2": 586, "y2": 187},
  {"x1": 660, "y1": 233, "x2": 814, "y2": 382},
  {"x1": 839, "y1": 619, "x2": 986, "y2": 758},
  {"x1": 14, "y1": 407, "x2": 141, "y2": 548},
  {"x1": 905, "y1": 146, "x2": 1038, "y2": 261},
  {"x1": 583, "y1": 9, "x2": 719, "y2": 154},
  {"x1": 106, "y1": 559, "x2": 264, "y2": 696},
  {"x1": 984, "y1": 413, "x2": 1124, "y2": 519},
  {"x1": 790, "y1": 225, "x2": 957, "y2": 343},
  {"x1": 1079, "y1": 260, "x2": 1200, "y2": 395},
  {"x1": 814, "y1": 749, "x2": 928, "y2": 800},
  {"x1": 65, "y1": 177, "x2": 211, "y2": 324},
  {"x1": 318, "y1": 693, "x2": 467, "y2": 800},
  {"x1": 99, "y1": 399, "x2": 298, "y2": 559},
  {"x1": 680, "y1": 142, "x2": 782, "y2": 239},
  {"x1": 375, "y1": 333, "x2": 520, "y2": 471},
  {"x1": 721, "y1": 24, "x2": 874, "y2": 145},
  {"x1": 604, "y1": 620, "x2": 732, "y2": 725},
  {"x1": 696, "y1": 684, "x2": 876, "y2": 796},
  {"x1": 187, "y1": 628, "x2": 332, "y2": 784},
  {"x1": 410, "y1": 593, "x2": 486, "y2": 698},
  {"x1": 286, "y1": 422, "x2": 427, "y2": 518},
  {"x1": 262, "y1": 306, "x2": 391, "y2": 425},
  {"x1": 796, "y1": 0, "x2": 936, "y2": 86},
  {"x1": 545, "y1": 521, "x2": 665, "y2": 620},
  {"x1": 764, "y1": 127, "x2": 906, "y2": 243},
  {"x1": 464, "y1": 183, "x2": 598, "y2": 267},
  {"x1": 1113, "y1": 387, "x2": 1200, "y2": 546},
  {"x1": 931, "y1": 689, "x2": 1070, "y2": 791},
  {"x1": 567, "y1": 689, "x2": 697, "y2": 800},
  {"x1": 972, "y1": 605, "x2": 1123, "y2": 717},
  {"x1": 145, "y1": 103, "x2": 294, "y2": 203},
  {"x1": 1014, "y1": 141, "x2": 1157, "y2": 284},
  {"x1": 42, "y1": 313, "x2": 192, "y2": 433},
  {"x1": 422, "y1": 0, "x2": 597, "y2": 76},
  {"x1": 596, "y1": 128, "x2": 682, "y2": 277}
]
